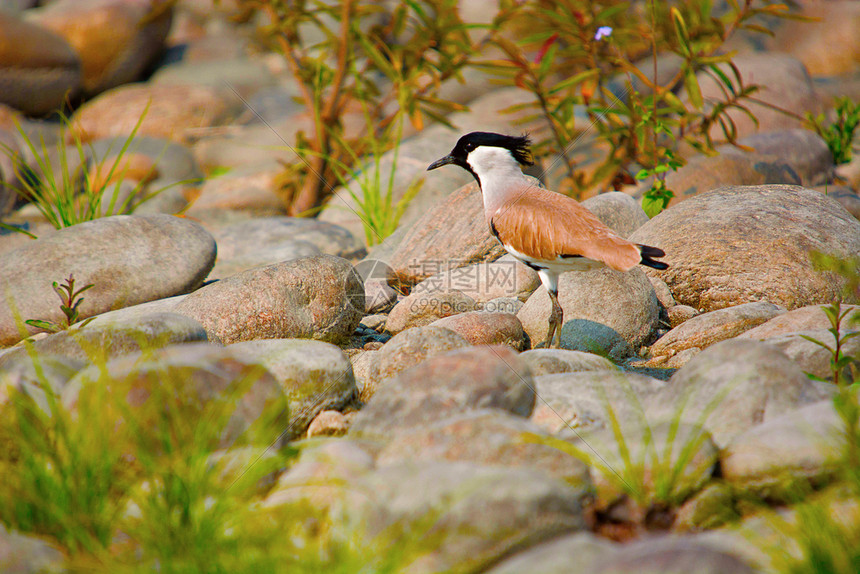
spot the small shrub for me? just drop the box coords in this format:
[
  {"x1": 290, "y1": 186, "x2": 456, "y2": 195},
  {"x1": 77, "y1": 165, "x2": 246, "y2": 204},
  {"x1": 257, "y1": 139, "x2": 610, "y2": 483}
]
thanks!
[
  {"x1": 482, "y1": 0, "x2": 810, "y2": 199},
  {"x1": 24, "y1": 274, "x2": 96, "y2": 335},
  {"x1": 807, "y1": 97, "x2": 860, "y2": 166},
  {"x1": 800, "y1": 301, "x2": 859, "y2": 386},
  {"x1": 0, "y1": 106, "x2": 182, "y2": 238},
  {"x1": 241, "y1": 0, "x2": 474, "y2": 216}
]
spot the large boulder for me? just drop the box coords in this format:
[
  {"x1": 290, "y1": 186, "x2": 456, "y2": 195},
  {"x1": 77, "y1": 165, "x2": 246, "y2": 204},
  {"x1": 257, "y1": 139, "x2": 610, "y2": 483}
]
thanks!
[
  {"x1": 71, "y1": 83, "x2": 235, "y2": 144},
  {"x1": 645, "y1": 339, "x2": 831, "y2": 448},
  {"x1": 227, "y1": 339, "x2": 357, "y2": 440},
  {"x1": 174, "y1": 255, "x2": 363, "y2": 345},
  {"x1": 62, "y1": 342, "x2": 289, "y2": 451},
  {"x1": 629, "y1": 185, "x2": 860, "y2": 313},
  {"x1": 26, "y1": 0, "x2": 173, "y2": 96},
  {"x1": 350, "y1": 345, "x2": 535, "y2": 440},
  {"x1": 369, "y1": 180, "x2": 508, "y2": 286},
  {"x1": 340, "y1": 461, "x2": 589, "y2": 574},
  {"x1": 0, "y1": 214, "x2": 216, "y2": 346},
  {"x1": 0, "y1": 12, "x2": 81, "y2": 115}
]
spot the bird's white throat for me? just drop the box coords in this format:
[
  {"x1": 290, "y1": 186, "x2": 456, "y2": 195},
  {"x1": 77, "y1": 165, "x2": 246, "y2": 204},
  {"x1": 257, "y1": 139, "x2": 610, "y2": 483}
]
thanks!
[{"x1": 466, "y1": 146, "x2": 530, "y2": 214}]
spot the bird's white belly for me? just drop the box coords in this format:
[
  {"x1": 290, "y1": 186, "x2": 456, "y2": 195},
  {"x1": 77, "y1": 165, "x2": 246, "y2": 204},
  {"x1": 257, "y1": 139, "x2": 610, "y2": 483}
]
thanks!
[{"x1": 502, "y1": 244, "x2": 606, "y2": 274}]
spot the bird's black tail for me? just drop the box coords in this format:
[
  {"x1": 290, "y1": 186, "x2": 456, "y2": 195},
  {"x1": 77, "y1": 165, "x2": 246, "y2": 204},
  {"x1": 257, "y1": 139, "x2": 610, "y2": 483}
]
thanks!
[{"x1": 639, "y1": 245, "x2": 668, "y2": 270}]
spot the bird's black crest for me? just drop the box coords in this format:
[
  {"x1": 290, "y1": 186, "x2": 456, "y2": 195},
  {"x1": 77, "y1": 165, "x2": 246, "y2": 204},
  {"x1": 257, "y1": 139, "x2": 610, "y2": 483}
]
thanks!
[{"x1": 453, "y1": 132, "x2": 534, "y2": 166}]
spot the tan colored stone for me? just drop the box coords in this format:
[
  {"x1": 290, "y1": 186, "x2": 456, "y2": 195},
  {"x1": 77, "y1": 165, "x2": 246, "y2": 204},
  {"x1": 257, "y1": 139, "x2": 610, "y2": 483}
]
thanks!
[
  {"x1": 71, "y1": 83, "x2": 233, "y2": 144},
  {"x1": 307, "y1": 410, "x2": 349, "y2": 438},
  {"x1": 27, "y1": 0, "x2": 173, "y2": 95},
  {"x1": 0, "y1": 12, "x2": 81, "y2": 115},
  {"x1": 430, "y1": 311, "x2": 526, "y2": 350},
  {"x1": 630, "y1": 185, "x2": 860, "y2": 313}
]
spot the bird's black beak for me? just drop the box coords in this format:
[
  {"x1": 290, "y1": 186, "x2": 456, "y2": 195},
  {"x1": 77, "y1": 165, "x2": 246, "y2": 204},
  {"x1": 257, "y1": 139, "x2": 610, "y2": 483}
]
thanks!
[{"x1": 427, "y1": 155, "x2": 455, "y2": 171}]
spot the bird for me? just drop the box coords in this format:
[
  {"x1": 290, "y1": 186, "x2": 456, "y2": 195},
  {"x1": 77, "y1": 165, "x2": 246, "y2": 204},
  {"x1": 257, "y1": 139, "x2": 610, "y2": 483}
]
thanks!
[{"x1": 427, "y1": 131, "x2": 668, "y2": 349}]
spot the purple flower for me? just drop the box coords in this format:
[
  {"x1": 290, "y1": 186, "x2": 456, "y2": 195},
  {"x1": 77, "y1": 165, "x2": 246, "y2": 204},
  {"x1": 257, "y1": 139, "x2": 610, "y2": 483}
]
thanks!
[{"x1": 594, "y1": 26, "x2": 613, "y2": 41}]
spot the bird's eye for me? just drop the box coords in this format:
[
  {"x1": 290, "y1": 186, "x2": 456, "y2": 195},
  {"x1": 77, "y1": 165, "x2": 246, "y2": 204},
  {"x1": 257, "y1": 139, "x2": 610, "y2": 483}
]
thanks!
[{"x1": 465, "y1": 142, "x2": 475, "y2": 152}]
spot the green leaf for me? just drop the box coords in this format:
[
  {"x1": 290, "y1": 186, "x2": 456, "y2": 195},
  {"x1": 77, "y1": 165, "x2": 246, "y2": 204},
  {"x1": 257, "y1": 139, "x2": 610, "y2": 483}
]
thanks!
[
  {"x1": 684, "y1": 68, "x2": 703, "y2": 110},
  {"x1": 805, "y1": 372, "x2": 828, "y2": 383},
  {"x1": 548, "y1": 69, "x2": 599, "y2": 95},
  {"x1": 800, "y1": 334, "x2": 834, "y2": 353},
  {"x1": 671, "y1": 7, "x2": 692, "y2": 57},
  {"x1": 24, "y1": 319, "x2": 62, "y2": 333}
]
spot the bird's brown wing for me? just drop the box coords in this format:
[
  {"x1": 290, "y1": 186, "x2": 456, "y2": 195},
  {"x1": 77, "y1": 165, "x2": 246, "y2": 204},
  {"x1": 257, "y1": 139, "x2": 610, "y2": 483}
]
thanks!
[{"x1": 491, "y1": 187, "x2": 642, "y2": 271}]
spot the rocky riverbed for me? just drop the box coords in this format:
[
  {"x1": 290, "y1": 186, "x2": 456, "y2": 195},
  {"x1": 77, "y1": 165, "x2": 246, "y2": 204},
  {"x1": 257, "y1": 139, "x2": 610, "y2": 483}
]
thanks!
[{"x1": 1, "y1": 0, "x2": 860, "y2": 572}]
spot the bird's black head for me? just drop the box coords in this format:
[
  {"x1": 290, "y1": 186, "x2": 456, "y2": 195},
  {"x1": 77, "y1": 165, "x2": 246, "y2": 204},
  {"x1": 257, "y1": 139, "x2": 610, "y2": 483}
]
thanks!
[{"x1": 427, "y1": 132, "x2": 534, "y2": 175}]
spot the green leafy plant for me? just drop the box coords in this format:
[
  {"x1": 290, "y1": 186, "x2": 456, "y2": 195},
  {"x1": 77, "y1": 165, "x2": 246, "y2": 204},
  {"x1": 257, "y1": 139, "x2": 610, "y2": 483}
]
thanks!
[
  {"x1": 807, "y1": 97, "x2": 860, "y2": 165},
  {"x1": 242, "y1": 0, "x2": 474, "y2": 216},
  {"x1": 24, "y1": 274, "x2": 96, "y2": 334},
  {"x1": 0, "y1": 343, "x2": 460, "y2": 572},
  {"x1": 481, "y1": 0, "x2": 809, "y2": 198},
  {"x1": 800, "y1": 302, "x2": 859, "y2": 387},
  {"x1": 747, "y1": 385, "x2": 860, "y2": 574},
  {"x1": 524, "y1": 372, "x2": 731, "y2": 532},
  {"x1": 636, "y1": 147, "x2": 683, "y2": 218},
  {"x1": 0, "y1": 106, "x2": 179, "y2": 238}
]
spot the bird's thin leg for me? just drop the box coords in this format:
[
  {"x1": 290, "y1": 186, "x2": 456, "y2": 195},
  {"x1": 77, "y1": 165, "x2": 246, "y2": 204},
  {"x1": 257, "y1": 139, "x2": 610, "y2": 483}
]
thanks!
[{"x1": 546, "y1": 289, "x2": 563, "y2": 349}]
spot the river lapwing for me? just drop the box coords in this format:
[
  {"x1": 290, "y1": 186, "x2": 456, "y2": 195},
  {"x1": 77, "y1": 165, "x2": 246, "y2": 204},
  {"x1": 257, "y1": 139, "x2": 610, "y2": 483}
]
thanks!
[{"x1": 427, "y1": 131, "x2": 668, "y2": 348}]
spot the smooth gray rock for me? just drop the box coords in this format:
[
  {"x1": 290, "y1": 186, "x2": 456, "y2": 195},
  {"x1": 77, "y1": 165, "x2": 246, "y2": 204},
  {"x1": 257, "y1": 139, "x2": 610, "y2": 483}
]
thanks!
[
  {"x1": 593, "y1": 536, "x2": 757, "y2": 574},
  {"x1": 722, "y1": 129, "x2": 834, "y2": 187},
  {"x1": 151, "y1": 57, "x2": 276, "y2": 98},
  {"x1": 530, "y1": 370, "x2": 667, "y2": 435},
  {"x1": 650, "y1": 301, "x2": 787, "y2": 357},
  {"x1": 695, "y1": 53, "x2": 822, "y2": 140},
  {"x1": 263, "y1": 437, "x2": 378, "y2": 508},
  {"x1": 62, "y1": 342, "x2": 288, "y2": 450},
  {"x1": 739, "y1": 304, "x2": 860, "y2": 340},
  {"x1": 629, "y1": 185, "x2": 860, "y2": 313},
  {"x1": 174, "y1": 255, "x2": 363, "y2": 345},
  {"x1": 386, "y1": 289, "x2": 476, "y2": 334},
  {"x1": 0, "y1": 523, "x2": 65, "y2": 574},
  {"x1": 209, "y1": 239, "x2": 321, "y2": 280},
  {"x1": 340, "y1": 461, "x2": 589, "y2": 574},
  {"x1": 0, "y1": 312, "x2": 208, "y2": 366},
  {"x1": 227, "y1": 339, "x2": 357, "y2": 440},
  {"x1": 646, "y1": 152, "x2": 802, "y2": 207},
  {"x1": 0, "y1": 214, "x2": 216, "y2": 346},
  {"x1": 646, "y1": 339, "x2": 829, "y2": 448},
  {"x1": 377, "y1": 409, "x2": 591, "y2": 486},
  {"x1": 351, "y1": 345, "x2": 535, "y2": 440},
  {"x1": 210, "y1": 216, "x2": 364, "y2": 261},
  {"x1": 362, "y1": 325, "x2": 471, "y2": 397},
  {"x1": 430, "y1": 311, "x2": 526, "y2": 349},
  {"x1": 758, "y1": 328, "x2": 860, "y2": 382},
  {"x1": 519, "y1": 267, "x2": 660, "y2": 354},
  {"x1": 521, "y1": 348, "x2": 619, "y2": 376},
  {"x1": 722, "y1": 399, "x2": 845, "y2": 496},
  {"x1": 486, "y1": 532, "x2": 616, "y2": 574}
]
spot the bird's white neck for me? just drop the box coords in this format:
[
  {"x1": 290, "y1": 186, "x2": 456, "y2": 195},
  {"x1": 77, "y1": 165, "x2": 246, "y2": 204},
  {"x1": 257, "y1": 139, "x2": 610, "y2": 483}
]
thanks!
[{"x1": 467, "y1": 146, "x2": 530, "y2": 215}]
